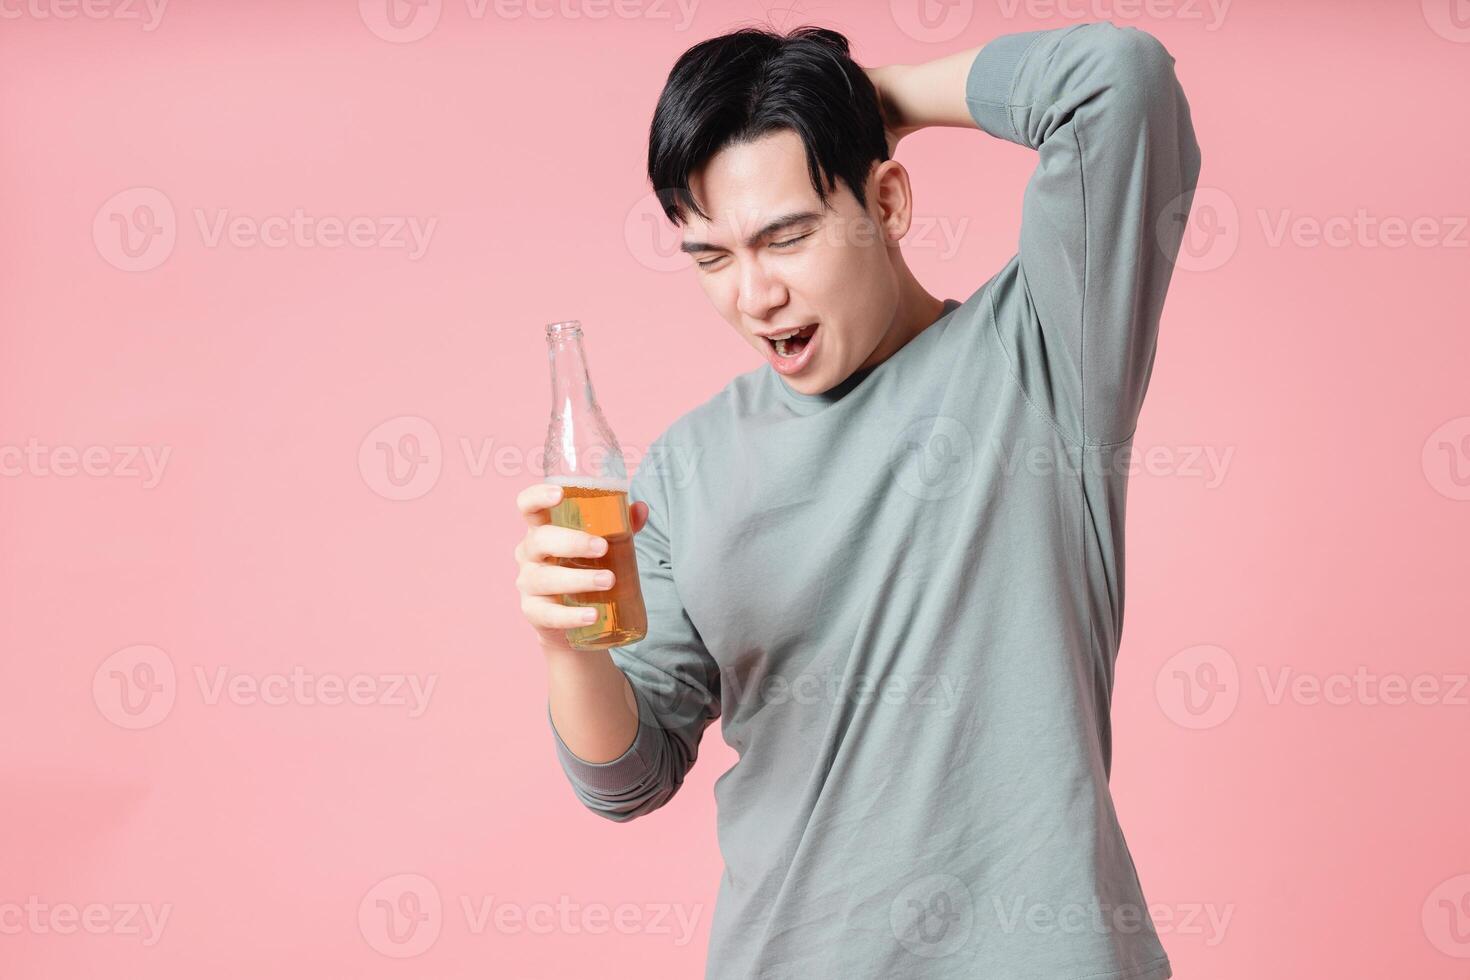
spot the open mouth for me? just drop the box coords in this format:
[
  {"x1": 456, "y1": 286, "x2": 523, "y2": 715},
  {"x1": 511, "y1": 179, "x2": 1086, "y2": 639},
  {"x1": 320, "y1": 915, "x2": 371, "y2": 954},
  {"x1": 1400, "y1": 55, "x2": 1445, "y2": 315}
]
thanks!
[{"x1": 766, "y1": 323, "x2": 818, "y2": 359}]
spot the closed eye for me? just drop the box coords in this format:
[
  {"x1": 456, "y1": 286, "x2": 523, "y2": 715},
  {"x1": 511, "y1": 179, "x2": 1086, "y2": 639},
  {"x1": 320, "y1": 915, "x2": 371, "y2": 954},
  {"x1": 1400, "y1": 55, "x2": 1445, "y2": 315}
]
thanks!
[
  {"x1": 770, "y1": 231, "x2": 814, "y2": 249},
  {"x1": 694, "y1": 231, "x2": 815, "y2": 269}
]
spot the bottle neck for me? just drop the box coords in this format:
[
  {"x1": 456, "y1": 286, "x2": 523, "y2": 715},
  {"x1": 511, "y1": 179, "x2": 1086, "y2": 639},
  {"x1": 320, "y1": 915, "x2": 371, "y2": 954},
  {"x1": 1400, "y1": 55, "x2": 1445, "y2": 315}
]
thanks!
[{"x1": 546, "y1": 331, "x2": 596, "y2": 412}]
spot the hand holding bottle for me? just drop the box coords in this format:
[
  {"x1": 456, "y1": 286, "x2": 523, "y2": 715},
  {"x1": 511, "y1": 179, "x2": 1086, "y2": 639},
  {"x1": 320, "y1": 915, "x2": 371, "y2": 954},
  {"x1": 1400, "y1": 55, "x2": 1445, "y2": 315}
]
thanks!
[{"x1": 513, "y1": 482, "x2": 650, "y2": 655}]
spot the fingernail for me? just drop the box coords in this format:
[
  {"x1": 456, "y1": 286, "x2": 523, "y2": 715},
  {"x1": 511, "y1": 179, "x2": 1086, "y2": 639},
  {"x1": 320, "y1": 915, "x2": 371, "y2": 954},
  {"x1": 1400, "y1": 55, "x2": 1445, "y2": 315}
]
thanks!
[
  {"x1": 592, "y1": 538, "x2": 608, "y2": 555},
  {"x1": 582, "y1": 608, "x2": 598, "y2": 622},
  {"x1": 594, "y1": 571, "x2": 614, "y2": 588}
]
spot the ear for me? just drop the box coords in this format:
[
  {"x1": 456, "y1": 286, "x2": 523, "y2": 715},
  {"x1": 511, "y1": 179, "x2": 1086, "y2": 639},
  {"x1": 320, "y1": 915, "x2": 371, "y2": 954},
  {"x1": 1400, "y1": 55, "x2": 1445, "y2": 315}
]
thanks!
[{"x1": 868, "y1": 159, "x2": 915, "y2": 245}]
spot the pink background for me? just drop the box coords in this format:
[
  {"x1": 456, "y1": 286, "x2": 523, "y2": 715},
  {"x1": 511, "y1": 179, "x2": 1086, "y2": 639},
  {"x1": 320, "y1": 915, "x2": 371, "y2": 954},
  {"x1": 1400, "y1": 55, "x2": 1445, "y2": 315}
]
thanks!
[{"x1": 2, "y1": 1, "x2": 1467, "y2": 977}]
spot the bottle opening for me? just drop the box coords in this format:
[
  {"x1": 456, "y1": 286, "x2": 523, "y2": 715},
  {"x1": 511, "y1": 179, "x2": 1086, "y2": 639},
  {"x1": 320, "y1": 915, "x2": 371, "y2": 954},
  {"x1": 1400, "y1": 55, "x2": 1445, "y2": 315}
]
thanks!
[{"x1": 545, "y1": 320, "x2": 582, "y2": 337}]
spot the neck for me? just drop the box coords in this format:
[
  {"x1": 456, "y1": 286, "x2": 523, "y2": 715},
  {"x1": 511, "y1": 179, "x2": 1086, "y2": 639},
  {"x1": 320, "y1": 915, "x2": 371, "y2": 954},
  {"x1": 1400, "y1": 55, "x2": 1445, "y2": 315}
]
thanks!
[{"x1": 858, "y1": 262, "x2": 945, "y2": 372}]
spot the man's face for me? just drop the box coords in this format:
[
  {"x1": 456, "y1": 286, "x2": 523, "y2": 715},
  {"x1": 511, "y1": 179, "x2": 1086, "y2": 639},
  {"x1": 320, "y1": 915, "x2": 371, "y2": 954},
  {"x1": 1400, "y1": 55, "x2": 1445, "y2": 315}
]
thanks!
[{"x1": 680, "y1": 129, "x2": 900, "y2": 396}]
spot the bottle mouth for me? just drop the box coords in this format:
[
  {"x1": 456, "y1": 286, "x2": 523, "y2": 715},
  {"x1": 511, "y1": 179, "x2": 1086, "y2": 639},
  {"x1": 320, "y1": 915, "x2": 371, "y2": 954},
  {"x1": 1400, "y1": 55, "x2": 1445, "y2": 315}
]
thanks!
[{"x1": 545, "y1": 320, "x2": 582, "y2": 337}]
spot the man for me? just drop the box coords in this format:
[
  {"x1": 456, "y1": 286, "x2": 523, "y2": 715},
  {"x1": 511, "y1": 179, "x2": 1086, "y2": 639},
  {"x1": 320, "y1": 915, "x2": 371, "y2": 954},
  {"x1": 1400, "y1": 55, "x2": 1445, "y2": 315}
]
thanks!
[{"x1": 515, "y1": 19, "x2": 1200, "y2": 979}]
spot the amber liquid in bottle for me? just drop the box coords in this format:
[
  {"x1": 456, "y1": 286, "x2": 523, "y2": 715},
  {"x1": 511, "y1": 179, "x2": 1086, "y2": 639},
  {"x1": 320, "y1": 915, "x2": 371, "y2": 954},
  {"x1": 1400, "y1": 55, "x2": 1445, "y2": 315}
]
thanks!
[{"x1": 548, "y1": 481, "x2": 648, "y2": 650}]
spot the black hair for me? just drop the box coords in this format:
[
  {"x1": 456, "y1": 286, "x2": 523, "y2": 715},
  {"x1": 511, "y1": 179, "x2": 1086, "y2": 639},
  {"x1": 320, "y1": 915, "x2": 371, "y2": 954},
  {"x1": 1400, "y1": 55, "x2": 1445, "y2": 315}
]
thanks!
[{"x1": 647, "y1": 24, "x2": 889, "y2": 225}]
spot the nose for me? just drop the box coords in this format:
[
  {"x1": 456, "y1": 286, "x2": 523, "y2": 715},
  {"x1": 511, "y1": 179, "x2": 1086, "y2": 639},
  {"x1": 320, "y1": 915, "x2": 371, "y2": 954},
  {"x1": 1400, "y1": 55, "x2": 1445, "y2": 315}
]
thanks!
[{"x1": 735, "y1": 256, "x2": 788, "y2": 322}]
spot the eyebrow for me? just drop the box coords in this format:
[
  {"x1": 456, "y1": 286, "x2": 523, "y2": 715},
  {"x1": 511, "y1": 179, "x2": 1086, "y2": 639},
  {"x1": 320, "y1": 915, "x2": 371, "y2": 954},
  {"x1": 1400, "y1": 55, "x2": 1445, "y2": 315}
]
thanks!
[{"x1": 679, "y1": 210, "x2": 824, "y2": 254}]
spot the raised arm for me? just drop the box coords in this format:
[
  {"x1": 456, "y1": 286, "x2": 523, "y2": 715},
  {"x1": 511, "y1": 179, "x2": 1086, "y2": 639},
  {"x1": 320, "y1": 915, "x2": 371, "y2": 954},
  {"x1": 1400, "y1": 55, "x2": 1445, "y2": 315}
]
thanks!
[{"x1": 870, "y1": 22, "x2": 1202, "y2": 446}]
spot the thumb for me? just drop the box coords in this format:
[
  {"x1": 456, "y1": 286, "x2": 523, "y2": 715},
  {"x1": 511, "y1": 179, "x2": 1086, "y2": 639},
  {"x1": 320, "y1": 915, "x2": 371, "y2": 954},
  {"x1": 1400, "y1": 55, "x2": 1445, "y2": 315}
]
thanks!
[{"x1": 630, "y1": 500, "x2": 649, "y2": 534}]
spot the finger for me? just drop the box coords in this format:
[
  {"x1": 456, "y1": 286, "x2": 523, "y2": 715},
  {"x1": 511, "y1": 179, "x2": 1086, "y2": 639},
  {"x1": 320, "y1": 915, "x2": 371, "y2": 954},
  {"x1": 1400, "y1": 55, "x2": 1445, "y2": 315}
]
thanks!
[
  {"x1": 517, "y1": 483, "x2": 564, "y2": 527},
  {"x1": 525, "y1": 523, "x2": 608, "y2": 562},
  {"x1": 524, "y1": 594, "x2": 602, "y2": 631},
  {"x1": 520, "y1": 562, "x2": 615, "y2": 598},
  {"x1": 630, "y1": 500, "x2": 649, "y2": 534}
]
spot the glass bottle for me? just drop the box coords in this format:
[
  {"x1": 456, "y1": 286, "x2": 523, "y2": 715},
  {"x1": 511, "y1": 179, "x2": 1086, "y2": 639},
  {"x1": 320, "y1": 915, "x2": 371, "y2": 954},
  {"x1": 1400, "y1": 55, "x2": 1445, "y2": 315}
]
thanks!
[{"x1": 542, "y1": 320, "x2": 648, "y2": 651}]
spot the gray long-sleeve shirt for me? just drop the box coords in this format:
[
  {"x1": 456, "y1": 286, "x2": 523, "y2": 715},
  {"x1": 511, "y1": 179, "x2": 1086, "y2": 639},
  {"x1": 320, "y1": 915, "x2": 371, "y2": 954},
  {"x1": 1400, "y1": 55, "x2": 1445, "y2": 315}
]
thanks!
[{"x1": 550, "y1": 21, "x2": 1202, "y2": 980}]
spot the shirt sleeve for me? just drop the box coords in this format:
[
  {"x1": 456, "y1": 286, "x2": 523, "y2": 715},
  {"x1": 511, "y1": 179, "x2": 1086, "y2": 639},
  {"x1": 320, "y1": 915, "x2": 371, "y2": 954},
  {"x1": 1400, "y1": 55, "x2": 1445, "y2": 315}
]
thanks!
[
  {"x1": 547, "y1": 437, "x2": 722, "y2": 822},
  {"x1": 965, "y1": 21, "x2": 1202, "y2": 447}
]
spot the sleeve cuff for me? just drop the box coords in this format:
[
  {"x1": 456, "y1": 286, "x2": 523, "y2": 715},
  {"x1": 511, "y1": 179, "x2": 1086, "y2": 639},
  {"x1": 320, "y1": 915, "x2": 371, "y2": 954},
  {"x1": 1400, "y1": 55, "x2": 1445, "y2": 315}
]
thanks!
[
  {"x1": 964, "y1": 29, "x2": 1044, "y2": 143},
  {"x1": 548, "y1": 686, "x2": 664, "y2": 796}
]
